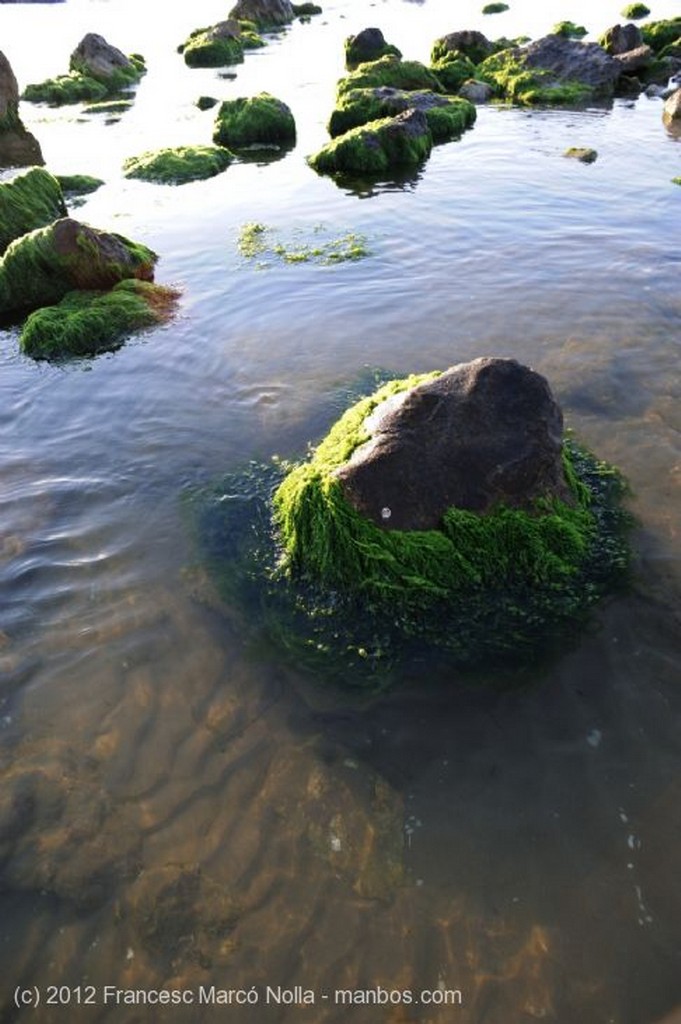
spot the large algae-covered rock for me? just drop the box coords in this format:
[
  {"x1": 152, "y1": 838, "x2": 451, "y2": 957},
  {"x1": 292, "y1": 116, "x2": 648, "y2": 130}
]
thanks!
[
  {"x1": 431, "y1": 30, "x2": 493, "y2": 66},
  {"x1": 309, "y1": 108, "x2": 432, "y2": 176},
  {"x1": 599, "y1": 22, "x2": 642, "y2": 55},
  {"x1": 0, "y1": 167, "x2": 66, "y2": 254},
  {"x1": 0, "y1": 217, "x2": 156, "y2": 314},
  {"x1": 0, "y1": 50, "x2": 44, "y2": 166},
  {"x1": 123, "y1": 144, "x2": 234, "y2": 184},
  {"x1": 430, "y1": 52, "x2": 478, "y2": 94},
  {"x1": 69, "y1": 33, "x2": 141, "y2": 83},
  {"x1": 640, "y1": 17, "x2": 681, "y2": 54},
  {"x1": 344, "y1": 27, "x2": 401, "y2": 70},
  {"x1": 22, "y1": 35, "x2": 146, "y2": 106},
  {"x1": 337, "y1": 54, "x2": 443, "y2": 98},
  {"x1": 328, "y1": 86, "x2": 476, "y2": 142},
  {"x1": 212, "y1": 92, "x2": 296, "y2": 149},
  {"x1": 269, "y1": 358, "x2": 631, "y2": 670},
  {"x1": 228, "y1": 0, "x2": 293, "y2": 29},
  {"x1": 479, "y1": 34, "x2": 621, "y2": 104},
  {"x1": 20, "y1": 279, "x2": 179, "y2": 360},
  {"x1": 178, "y1": 20, "x2": 263, "y2": 68}
]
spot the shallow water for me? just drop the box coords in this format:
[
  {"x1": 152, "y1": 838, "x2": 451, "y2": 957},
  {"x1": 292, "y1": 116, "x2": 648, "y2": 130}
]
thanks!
[{"x1": 1, "y1": 0, "x2": 680, "y2": 1021}]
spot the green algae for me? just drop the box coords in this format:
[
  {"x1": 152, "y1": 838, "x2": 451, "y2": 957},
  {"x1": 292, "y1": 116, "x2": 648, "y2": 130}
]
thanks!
[
  {"x1": 212, "y1": 93, "x2": 296, "y2": 149},
  {"x1": 55, "y1": 174, "x2": 105, "y2": 196},
  {"x1": 564, "y1": 147, "x2": 598, "y2": 163},
  {"x1": 188, "y1": 374, "x2": 631, "y2": 684},
  {"x1": 179, "y1": 26, "x2": 246, "y2": 67},
  {"x1": 337, "y1": 56, "x2": 443, "y2": 99},
  {"x1": 478, "y1": 49, "x2": 593, "y2": 105},
  {"x1": 328, "y1": 87, "x2": 475, "y2": 141},
  {"x1": 431, "y1": 34, "x2": 491, "y2": 66},
  {"x1": 430, "y1": 53, "x2": 478, "y2": 93},
  {"x1": 482, "y1": 3, "x2": 509, "y2": 13},
  {"x1": 309, "y1": 113, "x2": 432, "y2": 176},
  {"x1": 640, "y1": 17, "x2": 681, "y2": 52},
  {"x1": 238, "y1": 222, "x2": 370, "y2": 265},
  {"x1": 19, "y1": 279, "x2": 179, "y2": 360},
  {"x1": 23, "y1": 55, "x2": 145, "y2": 107},
  {"x1": 123, "y1": 145, "x2": 234, "y2": 185},
  {"x1": 82, "y1": 99, "x2": 134, "y2": 115},
  {"x1": 552, "y1": 21, "x2": 588, "y2": 39},
  {"x1": 0, "y1": 167, "x2": 67, "y2": 256},
  {"x1": 621, "y1": 3, "x2": 650, "y2": 18},
  {"x1": 673, "y1": 177, "x2": 681, "y2": 185}
]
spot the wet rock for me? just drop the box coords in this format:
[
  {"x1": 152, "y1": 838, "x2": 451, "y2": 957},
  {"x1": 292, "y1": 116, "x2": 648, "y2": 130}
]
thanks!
[
  {"x1": 335, "y1": 357, "x2": 572, "y2": 530},
  {"x1": 459, "y1": 78, "x2": 495, "y2": 102},
  {"x1": 338, "y1": 54, "x2": 443, "y2": 97},
  {"x1": 212, "y1": 92, "x2": 296, "y2": 149},
  {"x1": 70, "y1": 33, "x2": 137, "y2": 82},
  {"x1": 0, "y1": 217, "x2": 156, "y2": 314},
  {"x1": 0, "y1": 166, "x2": 66, "y2": 255},
  {"x1": 0, "y1": 50, "x2": 44, "y2": 167},
  {"x1": 564, "y1": 146, "x2": 598, "y2": 163},
  {"x1": 613, "y1": 45, "x2": 653, "y2": 75},
  {"x1": 431, "y1": 30, "x2": 493, "y2": 66},
  {"x1": 344, "y1": 27, "x2": 401, "y2": 70},
  {"x1": 328, "y1": 85, "x2": 475, "y2": 141},
  {"x1": 663, "y1": 87, "x2": 681, "y2": 119},
  {"x1": 309, "y1": 107, "x2": 432, "y2": 177},
  {"x1": 228, "y1": 0, "x2": 294, "y2": 29},
  {"x1": 599, "y1": 23, "x2": 643, "y2": 55},
  {"x1": 179, "y1": 20, "x2": 264, "y2": 68},
  {"x1": 23, "y1": 36, "x2": 145, "y2": 106}
]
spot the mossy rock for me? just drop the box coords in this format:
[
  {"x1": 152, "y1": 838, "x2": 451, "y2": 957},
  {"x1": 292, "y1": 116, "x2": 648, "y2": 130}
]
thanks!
[
  {"x1": 22, "y1": 56, "x2": 144, "y2": 106},
  {"x1": 640, "y1": 18, "x2": 681, "y2": 52},
  {"x1": 122, "y1": 145, "x2": 234, "y2": 185},
  {"x1": 344, "y1": 28, "x2": 402, "y2": 70},
  {"x1": 337, "y1": 55, "x2": 443, "y2": 100},
  {"x1": 0, "y1": 217, "x2": 156, "y2": 315},
  {"x1": 621, "y1": 3, "x2": 650, "y2": 19},
  {"x1": 328, "y1": 87, "x2": 475, "y2": 142},
  {"x1": 431, "y1": 31, "x2": 492, "y2": 67},
  {"x1": 196, "y1": 95, "x2": 219, "y2": 111},
  {"x1": 552, "y1": 21, "x2": 588, "y2": 39},
  {"x1": 430, "y1": 53, "x2": 478, "y2": 93},
  {"x1": 564, "y1": 146, "x2": 598, "y2": 163},
  {"x1": 212, "y1": 92, "x2": 296, "y2": 149},
  {"x1": 55, "y1": 174, "x2": 105, "y2": 196},
  {"x1": 179, "y1": 23, "x2": 247, "y2": 67},
  {"x1": 19, "y1": 279, "x2": 179, "y2": 360},
  {"x1": 309, "y1": 109, "x2": 432, "y2": 176},
  {"x1": 292, "y1": 2, "x2": 322, "y2": 16},
  {"x1": 482, "y1": 3, "x2": 509, "y2": 13},
  {"x1": 0, "y1": 167, "x2": 67, "y2": 255},
  {"x1": 478, "y1": 49, "x2": 593, "y2": 104}
]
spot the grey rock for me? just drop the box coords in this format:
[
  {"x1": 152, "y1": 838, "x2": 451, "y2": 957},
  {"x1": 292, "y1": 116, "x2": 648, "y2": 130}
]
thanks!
[
  {"x1": 523, "y1": 35, "x2": 621, "y2": 98},
  {"x1": 613, "y1": 44, "x2": 653, "y2": 74},
  {"x1": 600, "y1": 23, "x2": 642, "y2": 55},
  {"x1": 0, "y1": 50, "x2": 43, "y2": 167},
  {"x1": 663, "y1": 86, "x2": 681, "y2": 119},
  {"x1": 70, "y1": 33, "x2": 135, "y2": 82},
  {"x1": 459, "y1": 78, "x2": 494, "y2": 102},
  {"x1": 228, "y1": 0, "x2": 294, "y2": 27}
]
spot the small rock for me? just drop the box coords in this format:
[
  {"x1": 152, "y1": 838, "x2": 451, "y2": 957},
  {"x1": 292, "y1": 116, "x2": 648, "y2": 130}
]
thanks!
[{"x1": 564, "y1": 146, "x2": 598, "y2": 163}]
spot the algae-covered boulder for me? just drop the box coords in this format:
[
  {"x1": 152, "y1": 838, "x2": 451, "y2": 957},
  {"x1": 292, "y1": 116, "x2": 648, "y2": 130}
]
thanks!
[
  {"x1": 552, "y1": 21, "x2": 588, "y2": 40},
  {"x1": 0, "y1": 50, "x2": 44, "y2": 166},
  {"x1": 55, "y1": 174, "x2": 105, "y2": 197},
  {"x1": 309, "y1": 108, "x2": 432, "y2": 176},
  {"x1": 0, "y1": 217, "x2": 156, "y2": 314},
  {"x1": 123, "y1": 144, "x2": 234, "y2": 184},
  {"x1": 20, "y1": 279, "x2": 179, "y2": 360},
  {"x1": 328, "y1": 86, "x2": 476, "y2": 142},
  {"x1": 269, "y1": 358, "x2": 631, "y2": 671},
  {"x1": 212, "y1": 92, "x2": 296, "y2": 149},
  {"x1": 178, "y1": 20, "x2": 264, "y2": 67},
  {"x1": 228, "y1": 0, "x2": 294, "y2": 29},
  {"x1": 22, "y1": 35, "x2": 146, "y2": 106},
  {"x1": 431, "y1": 30, "x2": 493, "y2": 66},
  {"x1": 0, "y1": 166, "x2": 66, "y2": 254},
  {"x1": 337, "y1": 55, "x2": 443, "y2": 98},
  {"x1": 430, "y1": 52, "x2": 478, "y2": 93},
  {"x1": 478, "y1": 34, "x2": 621, "y2": 104},
  {"x1": 640, "y1": 17, "x2": 681, "y2": 54},
  {"x1": 622, "y1": 3, "x2": 649, "y2": 18},
  {"x1": 599, "y1": 23, "x2": 642, "y2": 55},
  {"x1": 344, "y1": 28, "x2": 401, "y2": 70}
]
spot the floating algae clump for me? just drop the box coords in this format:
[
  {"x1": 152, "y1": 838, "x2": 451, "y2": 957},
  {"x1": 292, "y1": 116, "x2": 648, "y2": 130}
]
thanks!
[
  {"x1": 237, "y1": 221, "x2": 370, "y2": 264},
  {"x1": 20, "y1": 279, "x2": 179, "y2": 360},
  {"x1": 123, "y1": 145, "x2": 234, "y2": 184},
  {"x1": 0, "y1": 167, "x2": 67, "y2": 255},
  {"x1": 192, "y1": 365, "x2": 632, "y2": 683}
]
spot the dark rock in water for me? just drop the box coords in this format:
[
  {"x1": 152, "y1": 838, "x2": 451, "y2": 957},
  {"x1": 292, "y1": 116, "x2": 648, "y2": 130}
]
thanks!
[
  {"x1": 345, "y1": 27, "x2": 401, "y2": 69},
  {"x1": 613, "y1": 44, "x2": 652, "y2": 75},
  {"x1": 69, "y1": 33, "x2": 136, "y2": 82},
  {"x1": 335, "y1": 357, "x2": 572, "y2": 530},
  {"x1": 600, "y1": 23, "x2": 643, "y2": 55},
  {"x1": 0, "y1": 50, "x2": 44, "y2": 166},
  {"x1": 228, "y1": 0, "x2": 294, "y2": 28}
]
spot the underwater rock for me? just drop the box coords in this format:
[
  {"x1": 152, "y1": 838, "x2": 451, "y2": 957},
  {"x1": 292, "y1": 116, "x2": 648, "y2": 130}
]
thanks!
[
  {"x1": 228, "y1": 0, "x2": 294, "y2": 29},
  {"x1": 0, "y1": 166, "x2": 66, "y2": 255},
  {"x1": 0, "y1": 50, "x2": 44, "y2": 166},
  {"x1": 344, "y1": 27, "x2": 402, "y2": 70},
  {"x1": 123, "y1": 144, "x2": 233, "y2": 184},
  {"x1": 334, "y1": 358, "x2": 572, "y2": 530},
  {"x1": 309, "y1": 108, "x2": 432, "y2": 176},
  {"x1": 212, "y1": 92, "x2": 296, "y2": 149},
  {"x1": 431, "y1": 30, "x2": 493, "y2": 67},
  {"x1": 328, "y1": 86, "x2": 475, "y2": 141},
  {"x1": 0, "y1": 217, "x2": 156, "y2": 314},
  {"x1": 479, "y1": 34, "x2": 621, "y2": 104}
]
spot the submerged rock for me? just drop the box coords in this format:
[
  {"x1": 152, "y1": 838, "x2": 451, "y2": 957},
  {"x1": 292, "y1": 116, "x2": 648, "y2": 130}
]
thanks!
[
  {"x1": 344, "y1": 28, "x2": 401, "y2": 70},
  {"x1": 228, "y1": 0, "x2": 294, "y2": 29},
  {"x1": 123, "y1": 144, "x2": 234, "y2": 184},
  {"x1": 0, "y1": 217, "x2": 156, "y2": 314},
  {"x1": 328, "y1": 86, "x2": 475, "y2": 141},
  {"x1": 0, "y1": 50, "x2": 44, "y2": 166},
  {"x1": 212, "y1": 92, "x2": 296, "y2": 149},
  {"x1": 0, "y1": 166, "x2": 66, "y2": 255},
  {"x1": 309, "y1": 108, "x2": 432, "y2": 176}
]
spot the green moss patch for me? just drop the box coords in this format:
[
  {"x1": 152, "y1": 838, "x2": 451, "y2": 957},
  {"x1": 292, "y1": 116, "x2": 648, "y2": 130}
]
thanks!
[
  {"x1": 640, "y1": 17, "x2": 681, "y2": 52},
  {"x1": 23, "y1": 56, "x2": 145, "y2": 107},
  {"x1": 19, "y1": 279, "x2": 179, "y2": 360},
  {"x1": 189, "y1": 374, "x2": 631, "y2": 683},
  {"x1": 621, "y1": 3, "x2": 650, "y2": 19},
  {"x1": 345, "y1": 35, "x2": 401, "y2": 71},
  {"x1": 55, "y1": 174, "x2": 105, "y2": 196},
  {"x1": 237, "y1": 221, "x2": 369, "y2": 265},
  {"x1": 179, "y1": 25, "x2": 246, "y2": 67},
  {"x1": 0, "y1": 167, "x2": 67, "y2": 255},
  {"x1": 478, "y1": 49, "x2": 593, "y2": 104},
  {"x1": 482, "y1": 3, "x2": 509, "y2": 13},
  {"x1": 309, "y1": 111, "x2": 432, "y2": 176},
  {"x1": 337, "y1": 55, "x2": 443, "y2": 98},
  {"x1": 212, "y1": 92, "x2": 296, "y2": 149},
  {"x1": 552, "y1": 21, "x2": 588, "y2": 39},
  {"x1": 430, "y1": 53, "x2": 478, "y2": 93},
  {"x1": 82, "y1": 99, "x2": 134, "y2": 115},
  {"x1": 123, "y1": 145, "x2": 234, "y2": 185},
  {"x1": 328, "y1": 87, "x2": 475, "y2": 140}
]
